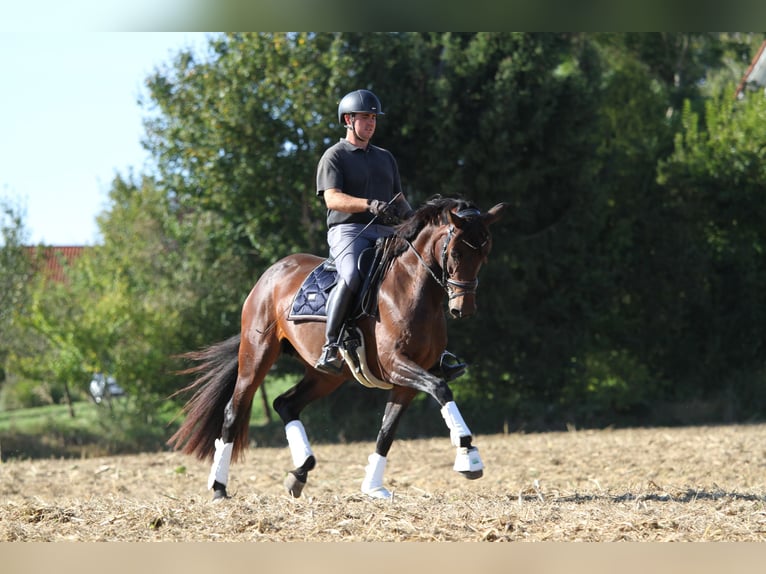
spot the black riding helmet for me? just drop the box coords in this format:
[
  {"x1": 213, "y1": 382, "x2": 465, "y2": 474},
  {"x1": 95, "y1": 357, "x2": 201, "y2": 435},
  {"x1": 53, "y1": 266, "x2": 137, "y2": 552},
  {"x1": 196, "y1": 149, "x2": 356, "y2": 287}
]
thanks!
[{"x1": 337, "y1": 89, "x2": 385, "y2": 127}]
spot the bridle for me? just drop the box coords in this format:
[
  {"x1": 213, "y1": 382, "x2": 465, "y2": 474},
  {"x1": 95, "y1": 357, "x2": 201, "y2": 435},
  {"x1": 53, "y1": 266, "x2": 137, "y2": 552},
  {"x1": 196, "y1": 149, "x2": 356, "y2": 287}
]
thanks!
[{"x1": 405, "y1": 208, "x2": 487, "y2": 301}]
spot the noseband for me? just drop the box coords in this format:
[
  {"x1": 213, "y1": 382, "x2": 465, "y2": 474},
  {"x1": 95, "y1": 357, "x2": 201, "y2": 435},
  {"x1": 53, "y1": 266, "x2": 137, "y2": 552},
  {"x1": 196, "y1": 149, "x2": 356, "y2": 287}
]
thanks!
[{"x1": 405, "y1": 208, "x2": 486, "y2": 301}]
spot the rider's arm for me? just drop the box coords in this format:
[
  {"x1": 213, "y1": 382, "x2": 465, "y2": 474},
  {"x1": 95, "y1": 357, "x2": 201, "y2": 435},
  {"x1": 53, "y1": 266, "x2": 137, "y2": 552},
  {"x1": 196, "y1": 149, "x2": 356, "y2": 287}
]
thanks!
[{"x1": 322, "y1": 188, "x2": 374, "y2": 214}]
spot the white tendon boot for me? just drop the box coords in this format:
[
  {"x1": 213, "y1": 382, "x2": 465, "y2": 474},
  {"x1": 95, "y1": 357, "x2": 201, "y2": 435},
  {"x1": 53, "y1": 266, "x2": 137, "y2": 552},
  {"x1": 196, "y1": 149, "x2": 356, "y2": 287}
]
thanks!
[
  {"x1": 361, "y1": 453, "x2": 392, "y2": 499},
  {"x1": 440, "y1": 401, "x2": 471, "y2": 446},
  {"x1": 440, "y1": 401, "x2": 484, "y2": 476},
  {"x1": 207, "y1": 438, "x2": 234, "y2": 489},
  {"x1": 285, "y1": 420, "x2": 314, "y2": 468}
]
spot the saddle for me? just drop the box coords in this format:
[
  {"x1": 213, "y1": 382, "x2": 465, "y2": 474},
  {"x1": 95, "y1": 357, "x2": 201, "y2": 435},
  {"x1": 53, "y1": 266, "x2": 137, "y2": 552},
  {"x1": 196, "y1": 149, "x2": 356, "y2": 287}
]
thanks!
[{"x1": 288, "y1": 237, "x2": 390, "y2": 323}]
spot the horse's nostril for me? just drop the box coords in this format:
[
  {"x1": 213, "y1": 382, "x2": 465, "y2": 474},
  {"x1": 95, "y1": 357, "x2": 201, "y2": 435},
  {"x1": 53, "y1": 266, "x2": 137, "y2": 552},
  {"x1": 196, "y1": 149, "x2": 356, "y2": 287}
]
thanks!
[{"x1": 450, "y1": 308, "x2": 462, "y2": 319}]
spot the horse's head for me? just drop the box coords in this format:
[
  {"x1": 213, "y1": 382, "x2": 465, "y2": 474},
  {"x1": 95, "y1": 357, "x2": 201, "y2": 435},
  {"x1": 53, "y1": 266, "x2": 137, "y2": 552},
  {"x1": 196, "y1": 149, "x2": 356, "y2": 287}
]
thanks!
[
  {"x1": 390, "y1": 197, "x2": 508, "y2": 318},
  {"x1": 441, "y1": 202, "x2": 508, "y2": 318}
]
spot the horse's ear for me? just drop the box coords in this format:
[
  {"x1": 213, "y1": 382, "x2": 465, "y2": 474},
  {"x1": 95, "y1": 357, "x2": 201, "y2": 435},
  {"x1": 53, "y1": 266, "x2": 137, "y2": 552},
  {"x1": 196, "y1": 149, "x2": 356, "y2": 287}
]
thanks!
[
  {"x1": 483, "y1": 203, "x2": 509, "y2": 226},
  {"x1": 447, "y1": 209, "x2": 466, "y2": 229}
]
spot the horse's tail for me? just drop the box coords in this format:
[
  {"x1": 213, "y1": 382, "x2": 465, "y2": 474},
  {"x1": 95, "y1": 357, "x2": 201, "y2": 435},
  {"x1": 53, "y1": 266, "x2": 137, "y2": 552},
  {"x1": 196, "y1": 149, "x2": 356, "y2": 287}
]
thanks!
[{"x1": 167, "y1": 334, "x2": 246, "y2": 462}]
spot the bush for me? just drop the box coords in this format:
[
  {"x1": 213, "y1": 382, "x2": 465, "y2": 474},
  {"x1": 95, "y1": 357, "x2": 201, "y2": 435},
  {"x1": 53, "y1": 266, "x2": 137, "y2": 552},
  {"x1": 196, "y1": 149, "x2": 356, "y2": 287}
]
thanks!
[{"x1": 0, "y1": 378, "x2": 54, "y2": 409}]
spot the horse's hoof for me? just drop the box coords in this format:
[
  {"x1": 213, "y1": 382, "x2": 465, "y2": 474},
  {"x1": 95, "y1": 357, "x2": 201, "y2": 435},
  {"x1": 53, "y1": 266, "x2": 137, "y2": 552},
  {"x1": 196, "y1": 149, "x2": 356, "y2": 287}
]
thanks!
[
  {"x1": 284, "y1": 472, "x2": 306, "y2": 498},
  {"x1": 453, "y1": 446, "x2": 484, "y2": 479},
  {"x1": 459, "y1": 469, "x2": 484, "y2": 480},
  {"x1": 361, "y1": 485, "x2": 392, "y2": 500},
  {"x1": 211, "y1": 481, "x2": 229, "y2": 501}
]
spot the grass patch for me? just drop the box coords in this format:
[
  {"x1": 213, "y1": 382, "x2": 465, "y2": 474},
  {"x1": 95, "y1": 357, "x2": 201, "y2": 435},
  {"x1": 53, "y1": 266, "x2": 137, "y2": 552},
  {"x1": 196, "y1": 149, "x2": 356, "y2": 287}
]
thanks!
[
  {"x1": 0, "y1": 372, "x2": 301, "y2": 461},
  {"x1": 0, "y1": 402, "x2": 99, "y2": 433}
]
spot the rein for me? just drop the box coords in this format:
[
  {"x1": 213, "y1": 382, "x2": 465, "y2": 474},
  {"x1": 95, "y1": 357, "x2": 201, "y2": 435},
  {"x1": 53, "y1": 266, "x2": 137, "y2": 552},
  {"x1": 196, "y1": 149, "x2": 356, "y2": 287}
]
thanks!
[{"x1": 404, "y1": 215, "x2": 483, "y2": 301}]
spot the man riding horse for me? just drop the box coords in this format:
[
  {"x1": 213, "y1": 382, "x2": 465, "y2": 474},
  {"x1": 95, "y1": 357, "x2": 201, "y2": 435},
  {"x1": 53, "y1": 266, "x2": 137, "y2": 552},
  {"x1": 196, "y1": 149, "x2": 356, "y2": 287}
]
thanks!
[
  {"x1": 168, "y1": 90, "x2": 504, "y2": 501},
  {"x1": 315, "y1": 90, "x2": 465, "y2": 379},
  {"x1": 314, "y1": 89, "x2": 414, "y2": 373}
]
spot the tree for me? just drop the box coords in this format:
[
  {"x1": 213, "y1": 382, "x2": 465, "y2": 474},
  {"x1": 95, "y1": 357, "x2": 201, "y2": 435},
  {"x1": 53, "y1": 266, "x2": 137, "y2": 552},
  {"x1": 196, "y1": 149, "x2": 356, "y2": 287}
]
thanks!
[
  {"x1": 0, "y1": 199, "x2": 31, "y2": 348},
  {"x1": 142, "y1": 33, "x2": 357, "y2": 278},
  {"x1": 656, "y1": 88, "x2": 766, "y2": 410},
  {"x1": 0, "y1": 199, "x2": 32, "y2": 400},
  {"x1": 133, "y1": 32, "x2": 748, "y2": 426},
  {"x1": 15, "y1": 32, "x2": 763, "y2": 441},
  {"x1": 90, "y1": 172, "x2": 253, "y2": 408}
]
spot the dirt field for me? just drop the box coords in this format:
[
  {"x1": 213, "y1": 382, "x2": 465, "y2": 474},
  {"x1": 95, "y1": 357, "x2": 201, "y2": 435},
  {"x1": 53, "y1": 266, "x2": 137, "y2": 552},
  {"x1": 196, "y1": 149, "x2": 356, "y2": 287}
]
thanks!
[{"x1": 2, "y1": 423, "x2": 766, "y2": 542}]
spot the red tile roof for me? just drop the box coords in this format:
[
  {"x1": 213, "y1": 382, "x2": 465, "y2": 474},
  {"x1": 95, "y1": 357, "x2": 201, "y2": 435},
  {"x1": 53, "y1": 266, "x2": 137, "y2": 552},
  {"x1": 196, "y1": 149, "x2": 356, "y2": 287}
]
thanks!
[{"x1": 24, "y1": 246, "x2": 89, "y2": 283}]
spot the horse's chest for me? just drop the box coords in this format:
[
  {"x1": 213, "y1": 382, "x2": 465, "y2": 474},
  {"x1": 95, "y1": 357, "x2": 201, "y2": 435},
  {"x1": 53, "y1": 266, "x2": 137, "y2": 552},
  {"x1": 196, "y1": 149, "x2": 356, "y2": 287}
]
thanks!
[{"x1": 393, "y1": 317, "x2": 447, "y2": 351}]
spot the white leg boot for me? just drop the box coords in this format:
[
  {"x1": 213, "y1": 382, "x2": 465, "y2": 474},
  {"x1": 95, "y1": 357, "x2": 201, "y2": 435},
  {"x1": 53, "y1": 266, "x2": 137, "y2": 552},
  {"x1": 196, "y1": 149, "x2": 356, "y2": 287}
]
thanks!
[
  {"x1": 207, "y1": 438, "x2": 234, "y2": 490},
  {"x1": 440, "y1": 401, "x2": 472, "y2": 447},
  {"x1": 440, "y1": 401, "x2": 484, "y2": 477},
  {"x1": 284, "y1": 421, "x2": 315, "y2": 498},
  {"x1": 285, "y1": 420, "x2": 314, "y2": 468},
  {"x1": 361, "y1": 453, "x2": 392, "y2": 499}
]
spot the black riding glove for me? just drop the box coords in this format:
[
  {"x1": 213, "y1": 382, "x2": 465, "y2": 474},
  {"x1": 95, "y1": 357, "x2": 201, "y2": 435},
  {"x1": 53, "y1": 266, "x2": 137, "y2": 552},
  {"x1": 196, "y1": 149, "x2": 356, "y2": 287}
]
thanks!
[{"x1": 367, "y1": 199, "x2": 398, "y2": 224}]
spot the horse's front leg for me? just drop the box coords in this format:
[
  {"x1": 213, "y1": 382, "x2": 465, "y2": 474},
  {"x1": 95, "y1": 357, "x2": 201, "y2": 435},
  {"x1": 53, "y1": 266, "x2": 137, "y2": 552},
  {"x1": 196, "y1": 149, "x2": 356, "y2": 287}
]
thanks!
[
  {"x1": 440, "y1": 401, "x2": 484, "y2": 479},
  {"x1": 388, "y1": 358, "x2": 484, "y2": 480}
]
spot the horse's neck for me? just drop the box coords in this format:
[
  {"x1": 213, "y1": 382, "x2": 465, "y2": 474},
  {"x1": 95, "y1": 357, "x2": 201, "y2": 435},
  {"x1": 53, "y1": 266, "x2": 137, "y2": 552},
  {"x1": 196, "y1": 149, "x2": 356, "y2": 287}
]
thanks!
[{"x1": 388, "y1": 230, "x2": 445, "y2": 309}]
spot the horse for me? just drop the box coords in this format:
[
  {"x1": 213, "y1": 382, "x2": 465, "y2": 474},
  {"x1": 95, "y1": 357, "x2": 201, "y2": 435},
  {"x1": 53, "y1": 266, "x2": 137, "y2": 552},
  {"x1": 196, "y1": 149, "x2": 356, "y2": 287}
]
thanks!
[{"x1": 167, "y1": 196, "x2": 507, "y2": 500}]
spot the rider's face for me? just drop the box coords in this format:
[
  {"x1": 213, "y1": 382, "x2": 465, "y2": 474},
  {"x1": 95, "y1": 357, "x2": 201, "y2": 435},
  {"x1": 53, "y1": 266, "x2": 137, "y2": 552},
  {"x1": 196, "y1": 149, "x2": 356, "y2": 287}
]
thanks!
[{"x1": 350, "y1": 113, "x2": 377, "y2": 140}]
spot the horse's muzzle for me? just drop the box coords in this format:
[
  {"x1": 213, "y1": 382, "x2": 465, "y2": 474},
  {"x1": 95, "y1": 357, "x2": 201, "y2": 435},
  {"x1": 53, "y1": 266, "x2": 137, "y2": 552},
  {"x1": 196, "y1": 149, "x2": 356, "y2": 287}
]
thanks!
[
  {"x1": 449, "y1": 297, "x2": 477, "y2": 319},
  {"x1": 447, "y1": 278, "x2": 478, "y2": 318}
]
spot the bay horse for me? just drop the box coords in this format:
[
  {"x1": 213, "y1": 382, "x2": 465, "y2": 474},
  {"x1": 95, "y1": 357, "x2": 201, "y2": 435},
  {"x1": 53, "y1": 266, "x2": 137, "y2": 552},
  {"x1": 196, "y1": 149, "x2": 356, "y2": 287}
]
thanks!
[{"x1": 168, "y1": 197, "x2": 507, "y2": 500}]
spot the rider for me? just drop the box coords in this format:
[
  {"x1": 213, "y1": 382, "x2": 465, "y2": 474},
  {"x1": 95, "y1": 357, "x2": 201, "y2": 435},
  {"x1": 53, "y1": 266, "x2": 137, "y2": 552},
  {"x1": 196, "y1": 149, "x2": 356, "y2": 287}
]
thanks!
[{"x1": 314, "y1": 89, "x2": 414, "y2": 374}]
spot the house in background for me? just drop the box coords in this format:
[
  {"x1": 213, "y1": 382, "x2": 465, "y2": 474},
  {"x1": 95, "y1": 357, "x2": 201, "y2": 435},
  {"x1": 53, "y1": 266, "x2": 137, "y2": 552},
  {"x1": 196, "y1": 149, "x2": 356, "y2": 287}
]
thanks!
[
  {"x1": 24, "y1": 245, "x2": 88, "y2": 283},
  {"x1": 735, "y1": 39, "x2": 766, "y2": 99}
]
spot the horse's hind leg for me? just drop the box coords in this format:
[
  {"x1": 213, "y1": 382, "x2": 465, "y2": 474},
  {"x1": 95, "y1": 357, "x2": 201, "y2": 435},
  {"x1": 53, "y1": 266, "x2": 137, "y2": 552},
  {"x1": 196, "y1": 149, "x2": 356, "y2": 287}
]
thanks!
[
  {"x1": 208, "y1": 332, "x2": 280, "y2": 500},
  {"x1": 273, "y1": 370, "x2": 344, "y2": 498},
  {"x1": 360, "y1": 386, "x2": 417, "y2": 499},
  {"x1": 282, "y1": 420, "x2": 315, "y2": 498}
]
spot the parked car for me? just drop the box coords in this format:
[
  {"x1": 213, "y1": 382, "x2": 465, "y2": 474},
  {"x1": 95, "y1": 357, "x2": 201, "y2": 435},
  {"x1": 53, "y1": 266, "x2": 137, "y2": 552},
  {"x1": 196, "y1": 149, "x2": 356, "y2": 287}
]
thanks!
[{"x1": 89, "y1": 373, "x2": 125, "y2": 404}]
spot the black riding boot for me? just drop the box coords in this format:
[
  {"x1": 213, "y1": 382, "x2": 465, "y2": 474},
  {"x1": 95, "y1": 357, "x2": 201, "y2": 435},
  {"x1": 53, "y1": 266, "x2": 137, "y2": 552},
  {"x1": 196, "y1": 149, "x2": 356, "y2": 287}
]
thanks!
[{"x1": 315, "y1": 280, "x2": 356, "y2": 374}]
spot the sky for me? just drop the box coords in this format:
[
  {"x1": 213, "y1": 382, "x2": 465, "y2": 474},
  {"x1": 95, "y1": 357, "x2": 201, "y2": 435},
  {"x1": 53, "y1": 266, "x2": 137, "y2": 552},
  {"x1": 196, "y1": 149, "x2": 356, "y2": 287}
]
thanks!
[{"x1": 0, "y1": 32, "x2": 211, "y2": 246}]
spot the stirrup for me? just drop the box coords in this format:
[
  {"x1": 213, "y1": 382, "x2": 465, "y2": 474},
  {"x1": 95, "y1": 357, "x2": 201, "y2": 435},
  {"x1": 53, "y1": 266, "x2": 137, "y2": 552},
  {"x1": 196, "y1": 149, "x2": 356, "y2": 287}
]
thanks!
[
  {"x1": 315, "y1": 344, "x2": 343, "y2": 374},
  {"x1": 432, "y1": 351, "x2": 467, "y2": 382}
]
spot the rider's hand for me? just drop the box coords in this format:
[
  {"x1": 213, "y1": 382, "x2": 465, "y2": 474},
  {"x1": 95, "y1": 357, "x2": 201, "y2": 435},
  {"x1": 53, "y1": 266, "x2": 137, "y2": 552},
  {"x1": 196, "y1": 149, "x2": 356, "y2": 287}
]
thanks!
[{"x1": 367, "y1": 199, "x2": 399, "y2": 224}]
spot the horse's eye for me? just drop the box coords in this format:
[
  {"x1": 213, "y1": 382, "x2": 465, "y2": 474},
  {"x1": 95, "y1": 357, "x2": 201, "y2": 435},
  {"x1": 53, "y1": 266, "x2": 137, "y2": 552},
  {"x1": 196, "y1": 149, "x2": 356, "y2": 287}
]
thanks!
[{"x1": 451, "y1": 248, "x2": 461, "y2": 263}]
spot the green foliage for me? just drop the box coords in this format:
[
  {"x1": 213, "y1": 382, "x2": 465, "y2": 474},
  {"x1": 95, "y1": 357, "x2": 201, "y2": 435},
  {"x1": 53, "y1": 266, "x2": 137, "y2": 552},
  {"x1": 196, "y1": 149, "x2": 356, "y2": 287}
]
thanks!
[
  {"x1": 1, "y1": 378, "x2": 53, "y2": 410},
  {"x1": 6, "y1": 34, "x2": 766, "y2": 458},
  {"x1": 142, "y1": 33, "x2": 349, "y2": 269},
  {"x1": 0, "y1": 199, "x2": 33, "y2": 389},
  {"x1": 657, "y1": 88, "x2": 766, "y2": 399},
  {"x1": 0, "y1": 200, "x2": 31, "y2": 324}
]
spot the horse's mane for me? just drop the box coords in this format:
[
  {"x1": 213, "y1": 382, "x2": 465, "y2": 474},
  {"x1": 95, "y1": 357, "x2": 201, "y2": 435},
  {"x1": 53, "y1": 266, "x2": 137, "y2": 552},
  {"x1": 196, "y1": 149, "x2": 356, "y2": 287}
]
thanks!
[{"x1": 381, "y1": 195, "x2": 479, "y2": 267}]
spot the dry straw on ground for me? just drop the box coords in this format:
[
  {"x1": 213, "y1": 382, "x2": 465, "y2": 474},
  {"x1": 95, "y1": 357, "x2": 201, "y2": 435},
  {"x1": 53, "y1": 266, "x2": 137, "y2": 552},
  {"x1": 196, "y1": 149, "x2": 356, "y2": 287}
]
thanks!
[{"x1": 2, "y1": 424, "x2": 766, "y2": 541}]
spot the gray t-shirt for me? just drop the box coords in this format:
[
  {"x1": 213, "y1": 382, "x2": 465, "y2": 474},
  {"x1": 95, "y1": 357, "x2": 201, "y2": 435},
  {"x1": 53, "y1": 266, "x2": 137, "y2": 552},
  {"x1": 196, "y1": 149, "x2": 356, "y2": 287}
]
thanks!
[{"x1": 316, "y1": 138, "x2": 403, "y2": 228}]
